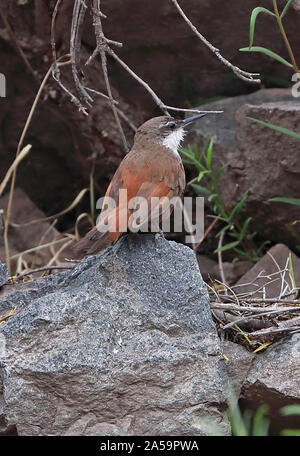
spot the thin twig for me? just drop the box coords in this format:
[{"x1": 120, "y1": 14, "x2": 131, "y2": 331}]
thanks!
[
  {"x1": 0, "y1": 145, "x2": 32, "y2": 197},
  {"x1": 9, "y1": 265, "x2": 74, "y2": 282},
  {"x1": 222, "y1": 306, "x2": 300, "y2": 331},
  {"x1": 70, "y1": 0, "x2": 93, "y2": 107},
  {"x1": 170, "y1": 0, "x2": 261, "y2": 84},
  {"x1": 248, "y1": 325, "x2": 300, "y2": 341},
  {"x1": 211, "y1": 302, "x2": 300, "y2": 313},
  {"x1": 8, "y1": 237, "x2": 73, "y2": 261},
  {"x1": 109, "y1": 49, "x2": 223, "y2": 116},
  {"x1": 245, "y1": 297, "x2": 300, "y2": 305}
]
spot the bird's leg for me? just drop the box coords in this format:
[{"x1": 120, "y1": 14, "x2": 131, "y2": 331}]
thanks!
[{"x1": 151, "y1": 219, "x2": 165, "y2": 244}]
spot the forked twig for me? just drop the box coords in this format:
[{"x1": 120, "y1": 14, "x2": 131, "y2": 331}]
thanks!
[
  {"x1": 52, "y1": 0, "x2": 224, "y2": 132},
  {"x1": 91, "y1": 0, "x2": 128, "y2": 151}
]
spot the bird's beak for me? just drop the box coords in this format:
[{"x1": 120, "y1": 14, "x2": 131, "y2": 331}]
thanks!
[{"x1": 179, "y1": 113, "x2": 208, "y2": 128}]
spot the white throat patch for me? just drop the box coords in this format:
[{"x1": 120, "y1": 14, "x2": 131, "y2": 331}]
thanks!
[{"x1": 162, "y1": 127, "x2": 185, "y2": 155}]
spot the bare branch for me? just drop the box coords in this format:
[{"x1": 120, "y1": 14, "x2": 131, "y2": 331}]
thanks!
[
  {"x1": 70, "y1": 0, "x2": 93, "y2": 107},
  {"x1": 8, "y1": 265, "x2": 74, "y2": 282},
  {"x1": 170, "y1": 0, "x2": 261, "y2": 84}
]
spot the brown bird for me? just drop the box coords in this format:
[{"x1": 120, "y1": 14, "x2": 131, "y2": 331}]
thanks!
[{"x1": 74, "y1": 113, "x2": 207, "y2": 256}]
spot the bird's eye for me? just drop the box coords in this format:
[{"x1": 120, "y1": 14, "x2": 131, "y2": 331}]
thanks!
[{"x1": 166, "y1": 121, "x2": 176, "y2": 130}]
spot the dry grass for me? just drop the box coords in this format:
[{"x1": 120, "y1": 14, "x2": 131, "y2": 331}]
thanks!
[{"x1": 208, "y1": 255, "x2": 300, "y2": 350}]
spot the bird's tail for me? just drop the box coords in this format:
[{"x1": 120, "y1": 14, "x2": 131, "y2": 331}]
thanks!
[{"x1": 72, "y1": 205, "x2": 129, "y2": 258}]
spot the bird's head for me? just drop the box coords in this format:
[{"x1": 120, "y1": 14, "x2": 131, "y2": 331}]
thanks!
[{"x1": 134, "y1": 114, "x2": 208, "y2": 154}]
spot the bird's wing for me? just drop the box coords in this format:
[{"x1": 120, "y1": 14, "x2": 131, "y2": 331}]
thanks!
[{"x1": 73, "y1": 148, "x2": 185, "y2": 256}]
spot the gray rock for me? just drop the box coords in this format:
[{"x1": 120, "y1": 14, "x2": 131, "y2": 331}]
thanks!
[
  {"x1": 187, "y1": 90, "x2": 300, "y2": 247},
  {"x1": 186, "y1": 89, "x2": 294, "y2": 149},
  {"x1": 222, "y1": 341, "x2": 255, "y2": 399},
  {"x1": 0, "y1": 262, "x2": 8, "y2": 288},
  {"x1": 0, "y1": 234, "x2": 230, "y2": 436},
  {"x1": 240, "y1": 333, "x2": 300, "y2": 433}
]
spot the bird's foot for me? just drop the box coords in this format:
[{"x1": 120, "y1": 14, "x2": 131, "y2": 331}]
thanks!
[{"x1": 154, "y1": 230, "x2": 165, "y2": 245}]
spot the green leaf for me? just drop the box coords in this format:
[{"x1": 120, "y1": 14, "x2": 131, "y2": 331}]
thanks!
[
  {"x1": 247, "y1": 117, "x2": 300, "y2": 140},
  {"x1": 280, "y1": 429, "x2": 300, "y2": 436},
  {"x1": 240, "y1": 46, "x2": 293, "y2": 68},
  {"x1": 239, "y1": 217, "x2": 252, "y2": 242},
  {"x1": 234, "y1": 324, "x2": 252, "y2": 344},
  {"x1": 249, "y1": 7, "x2": 275, "y2": 49},
  {"x1": 216, "y1": 225, "x2": 230, "y2": 237},
  {"x1": 233, "y1": 247, "x2": 259, "y2": 261},
  {"x1": 208, "y1": 193, "x2": 218, "y2": 202},
  {"x1": 190, "y1": 183, "x2": 210, "y2": 195},
  {"x1": 214, "y1": 240, "x2": 240, "y2": 254},
  {"x1": 228, "y1": 191, "x2": 248, "y2": 223},
  {"x1": 269, "y1": 197, "x2": 300, "y2": 207},
  {"x1": 281, "y1": 0, "x2": 295, "y2": 19},
  {"x1": 192, "y1": 144, "x2": 199, "y2": 160},
  {"x1": 205, "y1": 139, "x2": 214, "y2": 169},
  {"x1": 180, "y1": 148, "x2": 195, "y2": 160},
  {"x1": 181, "y1": 155, "x2": 204, "y2": 173},
  {"x1": 214, "y1": 162, "x2": 230, "y2": 181},
  {"x1": 246, "y1": 231, "x2": 257, "y2": 241},
  {"x1": 197, "y1": 169, "x2": 211, "y2": 181},
  {"x1": 252, "y1": 405, "x2": 270, "y2": 436},
  {"x1": 281, "y1": 405, "x2": 300, "y2": 416}
]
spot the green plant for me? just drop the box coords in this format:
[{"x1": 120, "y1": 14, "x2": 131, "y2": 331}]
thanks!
[
  {"x1": 180, "y1": 140, "x2": 262, "y2": 261},
  {"x1": 227, "y1": 386, "x2": 300, "y2": 436},
  {"x1": 247, "y1": 117, "x2": 300, "y2": 141},
  {"x1": 280, "y1": 405, "x2": 300, "y2": 436},
  {"x1": 228, "y1": 401, "x2": 300, "y2": 436},
  {"x1": 269, "y1": 197, "x2": 300, "y2": 207},
  {"x1": 240, "y1": 0, "x2": 299, "y2": 75},
  {"x1": 241, "y1": 2, "x2": 300, "y2": 194}
]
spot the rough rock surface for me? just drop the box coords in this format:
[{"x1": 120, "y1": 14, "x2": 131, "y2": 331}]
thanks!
[
  {"x1": 0, "y1": 262, "x2": 8, "y2": 288},
  {"x1": 222, "y1": 341, "x2": 255, "y2": 399},
  {"x1": 188, "y1": 89, "x2": 300, "y2": 246},
  {"x1": 0, "y1": 234, "x2": 230, "y2": 436},
  {"x1": 240, "y1": 333, "x2": 300, "y2": 434}
]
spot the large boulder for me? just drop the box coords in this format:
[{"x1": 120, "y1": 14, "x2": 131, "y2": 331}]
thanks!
[{"x1": 0, "y1": 234, "x2": 230, "y2": 436}]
